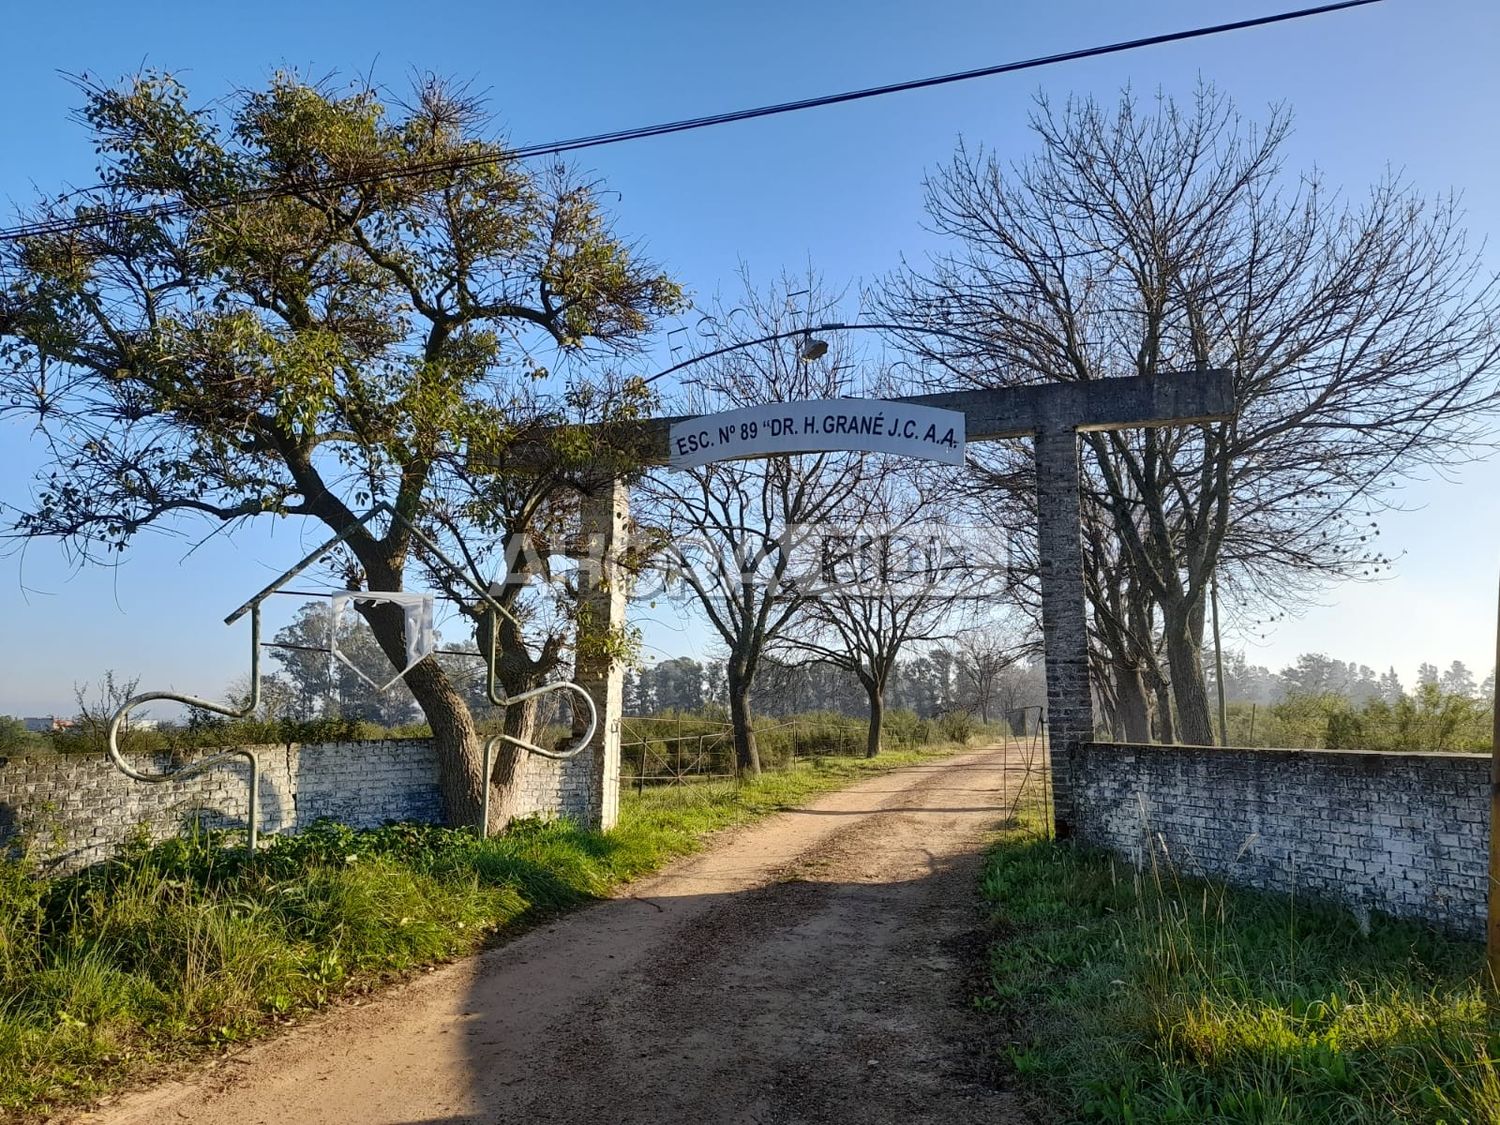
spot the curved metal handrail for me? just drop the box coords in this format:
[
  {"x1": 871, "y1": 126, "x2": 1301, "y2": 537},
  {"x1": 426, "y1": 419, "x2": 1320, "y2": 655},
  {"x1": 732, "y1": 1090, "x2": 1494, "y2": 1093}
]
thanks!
[
  {"x1": 479, "y1": 607, "x2": 599, "y2": 760},
  {"x1": 105, "y1": 606, "x2": 265, "y2": 855},
  {"x1": 478, "y1": 680, "x2": 599, "y2": 837},
  {"x1": 103, "y1": 505, "x2": 611, "y2": 851}
]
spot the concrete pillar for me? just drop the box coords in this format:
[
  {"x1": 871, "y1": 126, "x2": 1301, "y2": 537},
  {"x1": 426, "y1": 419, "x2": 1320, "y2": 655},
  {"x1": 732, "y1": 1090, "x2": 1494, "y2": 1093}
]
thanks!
[
  {"x1": 1034, "y1": 427, "x2": 1093, "y2": 839},
  {"x1": 573, "y1": 478, "x2": 628, "y2": 831}
]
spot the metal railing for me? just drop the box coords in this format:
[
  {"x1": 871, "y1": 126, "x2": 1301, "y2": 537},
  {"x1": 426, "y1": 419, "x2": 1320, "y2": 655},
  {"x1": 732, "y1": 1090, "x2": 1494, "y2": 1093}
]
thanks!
[
  {"x1": 618, "y1": 714, "x2": 935, "y2": 790},
  {"x1": 997, "y1": 706, "x2": 1053, "y2": 838},
  {"x1": 621, "y1": 717, "x2": 736, "y2": 791},
  {"x1": 106, "y1": 503, "x2": 599, "y2": 854}
]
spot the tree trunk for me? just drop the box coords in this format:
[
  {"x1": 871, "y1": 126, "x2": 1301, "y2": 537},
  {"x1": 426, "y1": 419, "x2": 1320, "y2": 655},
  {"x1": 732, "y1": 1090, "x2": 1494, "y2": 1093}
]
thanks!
[
  {"x1": 479, "y1": 606, "x2": 559, "y2": 834},
  {"x1": 480, "y1": 651, "x2": 547, "y2": 835},
  {"x1": 1163, "y1": 619, "x2": 1215, "y2": 746},
  {"x1": 360, "y1": 598, "x2": 484, "y2": 827},
  {"x1": 1112, "y1": 659, "x2": 1152, "y2": 743},
  {"x1": 1150, "y1": 674, "x2": 1176, "y2": 744},
  {"x1": 726, "y1": 665, "x2": 762, "y2": 776},
  {"x1": 865, "y1": 683, "x2": 884, "y2": 758}
]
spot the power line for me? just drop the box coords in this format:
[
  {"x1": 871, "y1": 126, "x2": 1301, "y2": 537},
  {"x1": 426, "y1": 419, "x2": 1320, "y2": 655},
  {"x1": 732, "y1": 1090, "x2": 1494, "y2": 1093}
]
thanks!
[{"x1": 0, "y1": 0, "x2": 1382, "y2": 244}]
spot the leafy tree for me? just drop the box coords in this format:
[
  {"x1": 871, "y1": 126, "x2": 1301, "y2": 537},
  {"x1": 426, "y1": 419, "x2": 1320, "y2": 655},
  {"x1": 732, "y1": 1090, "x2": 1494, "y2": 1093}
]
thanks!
[
  {"x1": 1278, "y1": 653, "x2": 1342, "y2": 698},
  {"x1": 1439, "y1": 660, "x2": 1477, "y2": 699},
  {"x1": 0, "y1": 72, "x2": 680, "y2": 827},
  {"x1": 267, "y1": 600, "x2": 420, "y2": 726},
  {"x1": 0, "y1": 716, "x2": 29, "y2": 751},
  {"x1": 748, "y1": 655, "x2": 864, "y2": 719},
  {"x1": 646, "y1": 657, "x2": 706, "y2": 713},
  {"x1": 1207, "y1": 650, "x2": 1279, "y2": 708},
  {"x1": 1277, "y1": 653, "x2": 1379, "y2": 702},
  {"x1": 888, "y1": 653, "x2": 946, "y2": 717},
  {"x1": 623, "y1": 657, "x2": 707, "y2": 715},
  {"x1": 1378, "y1": 666, "x2": 1404, "y2": 705},
  {"x1": 1348, "y1": 664, "x2": 1381, "y2": 706}
]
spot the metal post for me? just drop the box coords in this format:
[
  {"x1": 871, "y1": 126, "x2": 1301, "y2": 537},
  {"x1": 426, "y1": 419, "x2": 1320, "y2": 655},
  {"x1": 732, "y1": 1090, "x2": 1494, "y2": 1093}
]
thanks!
[
  {"x1": 1003, "y1": 720, "x2": 1009, "y2": 805},
  {"x1": 106, "y1": 605, "x2": 265, "y2": 858},
  {"x1": 1211, "y1": 569, "x2": 1229, "y2": 746},
  {"x1": 479, "y1": 737, "x2": 495, "y2": 838}
]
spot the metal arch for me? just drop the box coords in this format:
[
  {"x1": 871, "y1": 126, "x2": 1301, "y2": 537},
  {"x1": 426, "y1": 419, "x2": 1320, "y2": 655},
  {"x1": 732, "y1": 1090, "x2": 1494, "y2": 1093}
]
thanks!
[
  {"x1": 105, "y1": 503, "x2": 604, "y2": 855},
  {"x1": 106, "y1": 605, "x2": 266, "y2": 855},
  {"x1": 478, "y1": 681, "x2": 599, "y2": 838}
]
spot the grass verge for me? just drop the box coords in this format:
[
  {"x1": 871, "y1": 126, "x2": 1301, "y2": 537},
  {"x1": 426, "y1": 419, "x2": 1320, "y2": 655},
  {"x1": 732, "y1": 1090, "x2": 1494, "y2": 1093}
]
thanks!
[
  {"x1": 0, "y1": 743, "x2": 962, "y2": 1120},
  {"x1": 979, "y1": 807, "x2": 1500, "y2": 1123}
]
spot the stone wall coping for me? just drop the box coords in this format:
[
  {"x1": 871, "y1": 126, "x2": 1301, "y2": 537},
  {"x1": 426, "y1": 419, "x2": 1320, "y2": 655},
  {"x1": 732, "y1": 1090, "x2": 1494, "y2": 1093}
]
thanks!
[
  {"x1": 1083, "y1": 741, "x2": 1487, "y2": 765},
  {"x1": 1, "y1": 737, "x2": 439, "y2": 766}
]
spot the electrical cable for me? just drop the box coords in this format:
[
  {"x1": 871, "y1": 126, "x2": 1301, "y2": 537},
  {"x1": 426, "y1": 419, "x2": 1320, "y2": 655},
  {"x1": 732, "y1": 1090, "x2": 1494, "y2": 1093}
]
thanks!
[{"x1": 0, "y1": 0, "x2": 1382, "y2": 244}]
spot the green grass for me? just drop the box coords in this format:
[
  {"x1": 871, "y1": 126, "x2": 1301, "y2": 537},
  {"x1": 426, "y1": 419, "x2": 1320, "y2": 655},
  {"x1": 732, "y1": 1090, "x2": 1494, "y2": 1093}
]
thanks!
[
  {"x1": 0, "y1": 744, "x2": 962, "y2": 1120},
  {"x1": 979, "y1": 808, "x2": 1500, "y2": 1123}
]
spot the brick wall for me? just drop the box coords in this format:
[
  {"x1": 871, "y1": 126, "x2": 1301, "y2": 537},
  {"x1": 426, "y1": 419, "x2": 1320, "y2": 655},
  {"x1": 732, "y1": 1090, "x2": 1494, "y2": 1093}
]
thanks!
[
  {"x1": 1033, "y1": 428, "x2": 1094, "y2": 836},
  {"x1": 1073, "y1": 742, "x2": 1489, "y2": 938},
  {"x1": 511, "y1": 744, "x2": 598, "y2": 824},
  {"x1": 0, "y1": 737, "x2": 595, "y2": 872}
]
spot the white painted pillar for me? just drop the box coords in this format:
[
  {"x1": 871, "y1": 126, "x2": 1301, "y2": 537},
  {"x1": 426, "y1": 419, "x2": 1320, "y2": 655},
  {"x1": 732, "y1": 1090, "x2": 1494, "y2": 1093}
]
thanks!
[{"x1": 573, "y1": 478, "x2": 629, "y2": 830}]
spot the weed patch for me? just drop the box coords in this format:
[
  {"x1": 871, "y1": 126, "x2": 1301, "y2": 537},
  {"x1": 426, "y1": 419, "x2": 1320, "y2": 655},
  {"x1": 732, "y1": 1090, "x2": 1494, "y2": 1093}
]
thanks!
[{"x1": 979, "y1": 808, "x2": 1500, "y2": 1123}]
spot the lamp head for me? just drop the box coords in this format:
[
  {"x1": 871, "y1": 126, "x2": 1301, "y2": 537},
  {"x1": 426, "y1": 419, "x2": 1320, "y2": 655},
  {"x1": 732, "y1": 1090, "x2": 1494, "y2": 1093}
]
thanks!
[{"x1": 798, "y1": 335, "x2": 829, "y2": 362}]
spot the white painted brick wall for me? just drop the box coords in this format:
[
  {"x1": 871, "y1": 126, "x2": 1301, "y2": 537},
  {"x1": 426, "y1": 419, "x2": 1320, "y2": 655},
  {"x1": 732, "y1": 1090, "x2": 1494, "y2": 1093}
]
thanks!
[
  {"x1": 1074, "y1": 742, "x2": 1489, "y2": 938},
  {"x1": 0, "y1": 736, "x2": 592, "y2": 871}
]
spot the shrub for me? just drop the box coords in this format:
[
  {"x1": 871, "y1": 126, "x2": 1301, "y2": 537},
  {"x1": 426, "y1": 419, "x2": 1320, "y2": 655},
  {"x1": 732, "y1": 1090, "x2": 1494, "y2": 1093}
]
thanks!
[
  {"x1": 936, "y1": 710, "x2": 975, "y2": 745},
  {"x1": 882, "y1": 708, "x2": 931, "y2": 749}
]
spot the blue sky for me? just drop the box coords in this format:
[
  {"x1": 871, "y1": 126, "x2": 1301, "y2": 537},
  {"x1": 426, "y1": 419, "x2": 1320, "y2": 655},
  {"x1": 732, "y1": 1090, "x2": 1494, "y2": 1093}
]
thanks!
[{"x1": 1, "y1": 0, "x2": 1497, "y2": 715}]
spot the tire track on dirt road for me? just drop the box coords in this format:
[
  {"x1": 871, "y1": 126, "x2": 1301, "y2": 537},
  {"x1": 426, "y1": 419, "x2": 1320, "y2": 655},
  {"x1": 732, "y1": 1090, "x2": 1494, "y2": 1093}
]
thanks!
[{"x1": 82, "y1": 746, "x2": 1033, "y2": 1125}]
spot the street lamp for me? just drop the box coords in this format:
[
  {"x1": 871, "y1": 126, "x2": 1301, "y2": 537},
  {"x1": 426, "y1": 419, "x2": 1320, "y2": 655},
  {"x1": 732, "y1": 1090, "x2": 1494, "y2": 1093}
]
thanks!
[
  {"x1": 640, "y1": 320, "x2": 984, "y2": 386},
  {"x1": 797, "y1": 334, "x2": 830, "y2": 362}
]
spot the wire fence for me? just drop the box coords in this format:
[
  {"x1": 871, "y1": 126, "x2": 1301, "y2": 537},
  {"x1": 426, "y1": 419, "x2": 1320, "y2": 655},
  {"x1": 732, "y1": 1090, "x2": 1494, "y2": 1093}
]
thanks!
[
  {"x1": 618, "y1": 713, "x2": 936, "y2": 791},
  {"x1": 996, "y1": 705, "x2": 1054, "y2": 839},
  {"x1": 621, "y1": 717, "x2": 736, "y2": 792}
]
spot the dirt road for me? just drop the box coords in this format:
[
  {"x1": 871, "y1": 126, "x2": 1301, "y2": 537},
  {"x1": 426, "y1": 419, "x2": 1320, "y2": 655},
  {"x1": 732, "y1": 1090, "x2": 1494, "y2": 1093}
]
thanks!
[{"x1": 86, "y1": 747, "x2": 1030, "y2": 1125}]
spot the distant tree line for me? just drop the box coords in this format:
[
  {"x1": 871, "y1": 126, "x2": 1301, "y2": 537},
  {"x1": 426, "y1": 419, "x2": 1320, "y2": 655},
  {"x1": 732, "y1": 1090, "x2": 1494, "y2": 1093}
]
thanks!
[
  {"x1": 624, "y1": 648, "x2": 1046, "y2": 727},
  {"x1": 1205, "y1": 650, "x2": 1494, "y2": 752},
  {"x1": 1208, "y1": 650, "x2": 1493, "y2": 709}
]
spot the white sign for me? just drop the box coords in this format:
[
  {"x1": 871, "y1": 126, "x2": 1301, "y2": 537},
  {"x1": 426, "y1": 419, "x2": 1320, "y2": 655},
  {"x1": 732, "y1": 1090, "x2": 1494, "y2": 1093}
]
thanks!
[{"x1": 668, "y1": 399, "x2": 966, "y2": 469}]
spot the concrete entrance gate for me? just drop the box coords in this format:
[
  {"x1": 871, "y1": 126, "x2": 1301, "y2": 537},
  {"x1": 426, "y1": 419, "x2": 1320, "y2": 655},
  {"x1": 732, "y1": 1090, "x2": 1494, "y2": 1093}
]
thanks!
[{"x1": 569, "y1": 371, "x2": 1233, "y2": 837}]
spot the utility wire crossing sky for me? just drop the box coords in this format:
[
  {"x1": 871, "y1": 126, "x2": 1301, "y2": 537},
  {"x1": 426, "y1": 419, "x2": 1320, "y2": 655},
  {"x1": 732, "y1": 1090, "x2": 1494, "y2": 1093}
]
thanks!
[{"x1": 0, "y1": 0, "x2": 1381, "y2": 245}]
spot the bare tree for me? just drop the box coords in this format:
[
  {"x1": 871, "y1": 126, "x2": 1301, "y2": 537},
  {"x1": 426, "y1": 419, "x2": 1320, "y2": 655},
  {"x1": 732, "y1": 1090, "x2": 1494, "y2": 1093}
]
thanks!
[
  {"x1": 778, "y1": 471, "x2": 977, "y2": 756},
  {"x1": 70, "y1": 671, "x2": 145, "y2": 754},
  {"x1": 640, "y1": 276, "x2": 867, "y2": 774},
  {"x1": 883, "y1": 84, "x2": 1500, "y2": 744},
  {"x1": 952, "y1": 622, "x2": 1031, "y2": 724}
]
